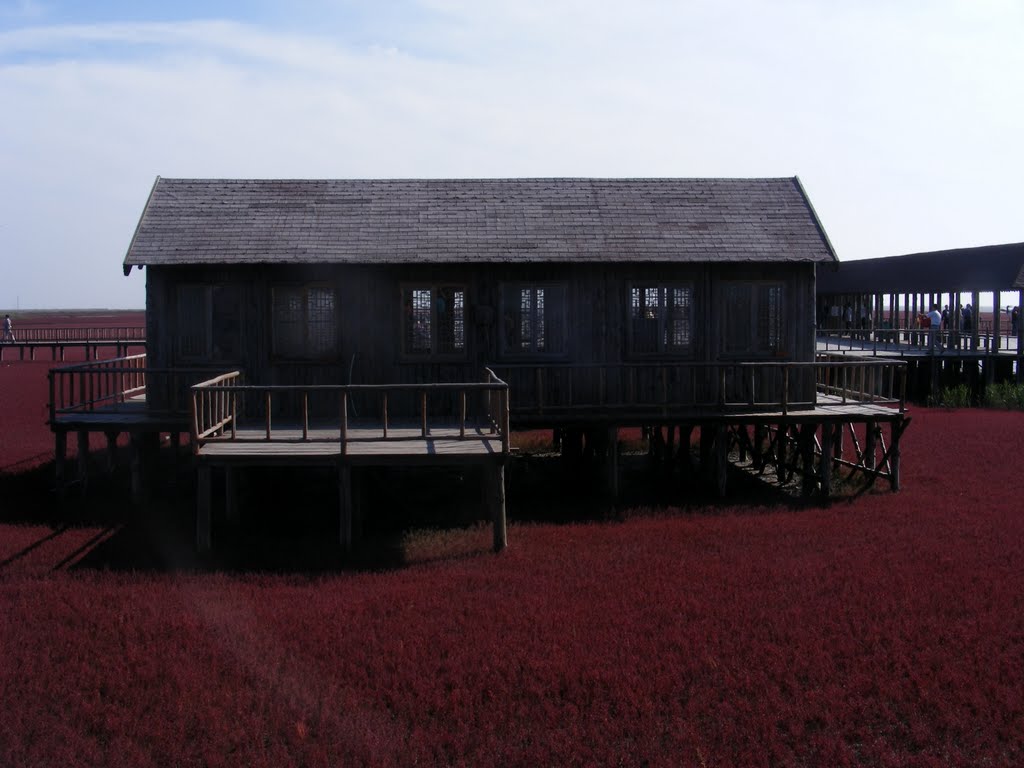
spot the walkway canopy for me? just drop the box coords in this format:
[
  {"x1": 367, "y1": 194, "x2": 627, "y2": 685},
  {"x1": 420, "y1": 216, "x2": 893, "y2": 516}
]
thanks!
[{"x1": 816, "y1": 242, "x2": 1024, "y2": 340}]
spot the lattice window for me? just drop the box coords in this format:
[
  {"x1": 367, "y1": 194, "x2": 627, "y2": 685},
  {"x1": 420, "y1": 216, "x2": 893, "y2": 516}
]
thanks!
[
  {"x1": 723, "y1": 281, "x2": 784, "y2": 356},
  {"x1": 629, "y1": 284, "x2": 693, "y2": 355},
  {"x1": 176, "y1": 284, "x2": 242, "y2": 362},
  {"x1": 402, "y1": 285, "x2": 466, "y2": 357},
  {"x1": 501, "y1": 284, "x2": 567, "y2": 356},
  {"x1": 272, "y1": 285, "x2": 337, "y2": 359}
]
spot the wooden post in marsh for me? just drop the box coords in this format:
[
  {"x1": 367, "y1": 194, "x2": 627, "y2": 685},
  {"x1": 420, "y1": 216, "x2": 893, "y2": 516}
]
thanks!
[
  {"x1": 890, "y1": 421, "x2": 902, "y2": 492},
  {"x1": 130, "y1": 432, "x2": 144, "y2": 505},
  {"x1": 864, "y1": 421, "x2": 877, "y2": 473},
  {"x1": 800, "y1": 424, "x2": 816, "y2": 497},
  {"x1": 605, "y1": 426, "x2": 619, "y2": 502},
  {"x1": 488, "y1": 462, "x2": 507, "y2": 552},
  {"x1": 338, "y1": 465, "x2": 353, "y2": 554},
  {"x1": 819, "y1": 422, "x2": 832, "y2": 498},
  {"x1": 104, "y1": 430, "x2": 119, "y2": 475},
  {"x1": 715, "y1": 424, "x2": 728, "y2": 497},
  {"x1": 76, "y1": 430, "x2": 89, "y2": 493},
  {"x1": 54, "y1": 430, "x2": 67, "y2": 498},
  {"x1": 196, "y1": 464, "x2": 211, "y2": 553},
  {"x1": 224, "y1": 467, "x2": 238, "y2": 525}
]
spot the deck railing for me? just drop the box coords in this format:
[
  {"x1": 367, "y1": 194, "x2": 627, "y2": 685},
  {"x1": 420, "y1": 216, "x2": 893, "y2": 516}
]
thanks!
[
  {"x1": 48, "y1": 353, "x2": 222, "y2": 423},
  {"x1": 817, "y1": 327, "x2": 1022, "y2": 354},
  {"x1": 190, "y1": 368, "x2": 511, "y2": 455},
  {"x1": 492, "y1": 359, "x2": 907, "y2": 418},
  {"x1": 14, "y1": 326, "x2": 145, "y2": 343}
]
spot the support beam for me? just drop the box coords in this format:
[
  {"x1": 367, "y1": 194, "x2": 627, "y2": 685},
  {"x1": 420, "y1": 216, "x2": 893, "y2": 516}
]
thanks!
[
  {"x1": 819, "y1": 423, "x2": 833, "y2": 498},
  {"x1": 54, "y1": 430, "x2": 67, "y2": 497},
  {"x1": 339, "y1": 465, "x2": 353, "y2": 554},
  {"x1": 196, "y1": 464, "x2": 212, "y2": 553},
  {"x1": 488, "y1": 463, "x2": 507, "y2": 552},
  {"x1": 715, "y1": 424, "x2": 728, "y2": 497},
  {"x1": 224, "y1": 467, "x2": 238, "y2": 524},
  {"x1": 76, "y1": 430, "x2": 89, "y2": 492},
  {"x1": 104, "y1": 431, "x2": 119, "y2": 475}
]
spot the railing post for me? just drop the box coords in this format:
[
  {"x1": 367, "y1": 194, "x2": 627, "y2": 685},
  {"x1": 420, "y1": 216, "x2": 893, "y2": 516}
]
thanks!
[
  {"x1": 459, "y1": 390, "x2": 466, "y2": 439},
  {"x1": 302, "y1": 392, "x2": 309, "y2": 441},
  {"x1": 340, "y1": 391, "x2": 348, "y2": 456},
  {"x1": 421, "y1": 390, "x2": 428, "y2": 438},
  {"x1": 231, "y1": 391, "x2": 237, "y2": 440},
  {"x1": 383, "y1": 392, "x2": 389, "y2": 439},
  {"x1": 782, "y1": 367, "x2": 789, "y2": 415},
  {"x1": 48, "y1": 370, "x2": 55, "y2": 425},
  {"x1": 265, "y1": 391, "x2": 272, "y2": 440},
  {"x1": 502, "y1": 385, "x2": 510, "y2": 456}
]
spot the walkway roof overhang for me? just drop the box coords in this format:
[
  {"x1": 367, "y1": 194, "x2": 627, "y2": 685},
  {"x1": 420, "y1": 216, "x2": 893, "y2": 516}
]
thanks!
[{"x1": 817, "y1": 242, "x2": 1024, "y2": 295}]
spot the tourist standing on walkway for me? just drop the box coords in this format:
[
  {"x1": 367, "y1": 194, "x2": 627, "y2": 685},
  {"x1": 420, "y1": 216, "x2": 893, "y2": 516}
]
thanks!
[
  {"x1": 2, "y1": 314, "x2": 14, "y2": 342},
  {"x1": 927, "y1": 305, "x2": 942, "y2": 352}
]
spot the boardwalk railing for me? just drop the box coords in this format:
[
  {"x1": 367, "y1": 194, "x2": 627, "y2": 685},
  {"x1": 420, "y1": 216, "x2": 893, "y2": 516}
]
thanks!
[
  {"x1": 48, "y1": 353, "x2": 223, "y2": 423},
  {"x1": 814, "y1": 355, "x2": 907, "y2": 413},
  {"x1": 13, "y1": 326, "x2": 145, "y2": 343},
  {"x1": 817, "y1": 327, "x2": 1022, "y2": 355},
  {"x1": 492, "y1": 359, "x2": 907, "y2": 418},
  {"x1": 190, "y1": 368, "x2": 511, "y2": 455}
]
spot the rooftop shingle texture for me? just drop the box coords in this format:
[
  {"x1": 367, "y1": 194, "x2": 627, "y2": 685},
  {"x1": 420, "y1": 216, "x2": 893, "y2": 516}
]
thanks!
[{"x1": 123, "y1": 177, "x2": 837, "y2": 269}]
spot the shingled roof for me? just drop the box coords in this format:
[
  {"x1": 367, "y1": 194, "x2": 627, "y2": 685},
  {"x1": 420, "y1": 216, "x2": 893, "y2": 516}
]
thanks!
[{"x1": 123, "y1": 177, "x2": 837, "y2": 274}]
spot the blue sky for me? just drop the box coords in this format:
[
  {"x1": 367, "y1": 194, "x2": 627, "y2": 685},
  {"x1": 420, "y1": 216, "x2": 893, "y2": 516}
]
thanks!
[{"x1": 1, "y1": 0, "x2": 1023, "y2": 309}]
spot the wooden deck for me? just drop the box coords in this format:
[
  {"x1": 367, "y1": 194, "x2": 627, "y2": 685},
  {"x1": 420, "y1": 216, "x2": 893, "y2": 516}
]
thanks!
[{"x1": 196, "y1": 426, "x2": 505, "y2": 466}]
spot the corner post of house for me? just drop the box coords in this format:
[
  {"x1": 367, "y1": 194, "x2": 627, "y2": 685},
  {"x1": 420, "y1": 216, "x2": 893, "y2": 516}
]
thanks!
[
  {"x1": 196, "y1": 462, "x2": 212, "y2": 553},
  {"x1": 488, "y1": 460, "x2": 507, "y2": 552}
]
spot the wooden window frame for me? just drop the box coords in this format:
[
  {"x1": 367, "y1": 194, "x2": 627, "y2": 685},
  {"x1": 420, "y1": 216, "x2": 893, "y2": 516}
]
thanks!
[
  {"x1": 627, "y1": 282, "x2": 695, "y2": 358},
  {"x1": 271, "y1": 283, "x2": 338, "y2": 361},
  {"x1": 175, "y1": 283, "x2": 243, "y2": 364},
  {"x1": 499, "y1": 282, "x2": 570, "y2": 359},
  {"x1": 721, "y1": 280, "x2": 786, "y2": 358},
  {"x1": 400, "y1": 283, "x2": 468, "y2": 361}
]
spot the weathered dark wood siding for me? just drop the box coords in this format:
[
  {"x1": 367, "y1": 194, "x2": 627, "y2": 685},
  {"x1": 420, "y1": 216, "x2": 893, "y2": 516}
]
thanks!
[{"x1": 146, "y1": 261, "x2": 816, "y2": 419}]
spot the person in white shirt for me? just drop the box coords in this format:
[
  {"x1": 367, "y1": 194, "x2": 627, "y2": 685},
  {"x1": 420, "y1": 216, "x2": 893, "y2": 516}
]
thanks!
[
  {"x1": 927, "y1": 305, "x2": 942, "y2": 352},
  {"x1": 2, "y1": 314, "x2": 14, "y2": 343}
]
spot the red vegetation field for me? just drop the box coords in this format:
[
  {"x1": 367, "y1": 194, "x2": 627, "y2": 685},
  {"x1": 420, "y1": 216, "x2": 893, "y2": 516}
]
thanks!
[{"x1": 2, "y1": 314, "x2": 1023, "y2": 766}]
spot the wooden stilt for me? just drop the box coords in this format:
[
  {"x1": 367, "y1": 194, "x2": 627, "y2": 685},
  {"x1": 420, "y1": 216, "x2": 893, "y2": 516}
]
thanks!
[
  {"x1": 224, "y1": 467, "x2": 238, "y2": 524},
  {"x1": 76, "y1": 430, "x2": 89, "y2": 492},
  {"x1": 864, "y1": 420, "x2": 877, "y2": 472},
  {"x1": 890, "y1": 421, "x2": 902, "y2": 491},
  {"x1": 715, "y1": 424, "x2": 728, "y2": 496},
  {"x1": 104, "y1": 431, "x2": 119, "y2": 475},
  {"x1": 606, "y1": 426, "x2": 619, "y2": 501},
  {"x1": 489, "y1": 462, "x2": 507, "y2": 552},
  {"x1": 800, "y1": 424, "x2": 815, "y2": 497},
  {"x1": 339, "y1": 465, "x2": 353, "y2": 553},
  {"x1": 819, "y1": 422, "x2": 833, "y2": 498},
  {"x1": 54, "y1": 430, "x2": 68, "y2": 497},
  {"x1": 130, "y1": 433, "x2": 143, "y2": 505},
  {"x1": 196, "y1": 464, "x2": 212, "y2": 552}
]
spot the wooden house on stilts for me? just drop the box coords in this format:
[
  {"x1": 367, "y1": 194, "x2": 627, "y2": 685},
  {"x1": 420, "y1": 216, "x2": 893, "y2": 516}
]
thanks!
[{"x1": 51, "y1": 177, "x2": 910, "y2": 553}]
